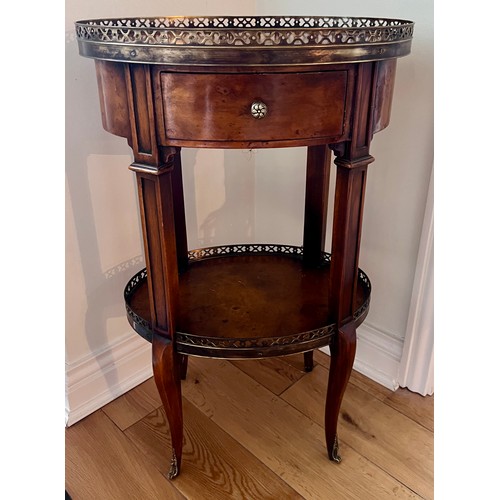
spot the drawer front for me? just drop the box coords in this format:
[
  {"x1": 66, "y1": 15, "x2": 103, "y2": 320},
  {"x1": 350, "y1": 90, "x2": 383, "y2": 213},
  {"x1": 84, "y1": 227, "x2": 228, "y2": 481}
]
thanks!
[{"x1": 160, "y1": 71, "x2": 348, "y2": 144}]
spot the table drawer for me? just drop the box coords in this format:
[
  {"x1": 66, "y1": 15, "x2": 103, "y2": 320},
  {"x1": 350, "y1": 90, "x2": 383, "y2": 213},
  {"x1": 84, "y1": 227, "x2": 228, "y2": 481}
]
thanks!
[{"x1": 160, "y1": 71, "x2": 348, "y2": 145}]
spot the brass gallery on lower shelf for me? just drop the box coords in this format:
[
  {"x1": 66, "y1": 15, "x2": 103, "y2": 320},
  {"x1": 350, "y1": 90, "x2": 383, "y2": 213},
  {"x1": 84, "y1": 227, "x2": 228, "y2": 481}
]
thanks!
[{"x1": 124, "y1": 244, "x2": 371, "y2": 357}]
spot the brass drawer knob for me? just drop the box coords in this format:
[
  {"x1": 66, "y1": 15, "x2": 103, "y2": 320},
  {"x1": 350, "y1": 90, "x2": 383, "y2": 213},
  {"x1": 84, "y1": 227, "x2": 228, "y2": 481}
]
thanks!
[{"x1": 251, "y1": 101, "x2": 268, "y2": 119}]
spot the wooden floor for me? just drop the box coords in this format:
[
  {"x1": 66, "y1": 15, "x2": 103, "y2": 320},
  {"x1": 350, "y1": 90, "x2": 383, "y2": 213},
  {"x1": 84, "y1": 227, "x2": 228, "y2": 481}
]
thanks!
[{"x1": 66, "y1": 350, "x2": 433, "y2": 499}]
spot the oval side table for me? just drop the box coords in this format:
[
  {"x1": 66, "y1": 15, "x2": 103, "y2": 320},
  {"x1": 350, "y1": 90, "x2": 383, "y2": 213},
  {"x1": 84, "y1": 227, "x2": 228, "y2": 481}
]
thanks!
[{"x1": 75, "y1": 15, "x2": 414, "y2": 479}]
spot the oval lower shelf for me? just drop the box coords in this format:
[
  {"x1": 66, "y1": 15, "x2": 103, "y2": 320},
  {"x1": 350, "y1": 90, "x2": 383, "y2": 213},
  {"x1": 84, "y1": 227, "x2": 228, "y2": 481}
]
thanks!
[{"x1": 124, "y1": 244, "x2": 371, "y2": 358}]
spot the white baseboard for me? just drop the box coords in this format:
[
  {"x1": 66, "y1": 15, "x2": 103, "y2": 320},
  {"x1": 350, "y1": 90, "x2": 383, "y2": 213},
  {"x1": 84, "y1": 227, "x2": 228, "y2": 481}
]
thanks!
[
  {"x1": 66, "y1": 321, "x2": 403, "y2": 426},
  {"x1": 65, "y1": 333, "x2": 153, "y2": 426},
  {"x1": 320, "y1": 322, "x2": 404, "y2": 391}
]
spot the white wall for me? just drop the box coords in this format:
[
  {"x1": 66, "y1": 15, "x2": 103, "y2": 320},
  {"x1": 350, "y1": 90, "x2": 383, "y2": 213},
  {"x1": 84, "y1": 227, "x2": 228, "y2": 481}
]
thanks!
[
  {"x1": 66, "y1": 1, "x2": 433, "y2": 423},
  {"x1": 65, "y1": 0, "x2": 256, "y2": 424},
  {"x1": 254, "y1": 1, "x2": 433, "y2": 388}
]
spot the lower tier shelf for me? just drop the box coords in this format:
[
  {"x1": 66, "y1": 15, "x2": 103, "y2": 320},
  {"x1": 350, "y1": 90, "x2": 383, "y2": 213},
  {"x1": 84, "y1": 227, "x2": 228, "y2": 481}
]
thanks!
[{"x1": 125, "y1": 244, "x2": 371, "y2": 358}]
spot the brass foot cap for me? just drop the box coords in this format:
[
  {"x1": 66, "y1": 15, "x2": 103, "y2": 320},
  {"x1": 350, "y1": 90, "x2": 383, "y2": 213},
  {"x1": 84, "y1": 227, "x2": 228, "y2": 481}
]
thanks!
[{"x1": 167, "y1": 454, "x2": 179, "y2": 480}]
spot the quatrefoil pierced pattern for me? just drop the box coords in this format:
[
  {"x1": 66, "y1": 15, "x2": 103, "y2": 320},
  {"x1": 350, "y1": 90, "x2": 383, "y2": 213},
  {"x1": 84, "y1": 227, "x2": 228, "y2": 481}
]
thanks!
[
  {"x1": 124, "y1": 244, "x2": 371, "y2": 353},
  {"x1": 76, "y1": 16, "x2": 413, "y2": 47}
]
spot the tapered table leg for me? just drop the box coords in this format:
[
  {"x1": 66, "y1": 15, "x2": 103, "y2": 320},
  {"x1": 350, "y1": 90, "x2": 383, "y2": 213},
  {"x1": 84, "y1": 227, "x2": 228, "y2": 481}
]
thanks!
[
  {"x1": 303, "y1": 144, "x2": 331, "y2": 268},
  {"x1": 324, "y1": 158, "x2": 370, "y2": 462},
  {"x1": 325, "y1": 144, "x2": 373, "y2": 462},
  {"x1": 324, "y1": 62, "x2": 377, "y2": 462},
  {"x1": 301, "y1": 145, "x2": 332, "y2": 374},
  {"x1": 171, "y1": 152, "x2": 189, "y2": 383},
  {"x1": 132, "y1": 146, "x2": 184, "y2": 478}
]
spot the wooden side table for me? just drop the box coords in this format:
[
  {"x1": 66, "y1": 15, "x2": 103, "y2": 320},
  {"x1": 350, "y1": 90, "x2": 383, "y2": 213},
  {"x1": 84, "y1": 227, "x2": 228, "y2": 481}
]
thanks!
[{"x1": 76, "y1": 15, "x2": 413, "y2": 479}]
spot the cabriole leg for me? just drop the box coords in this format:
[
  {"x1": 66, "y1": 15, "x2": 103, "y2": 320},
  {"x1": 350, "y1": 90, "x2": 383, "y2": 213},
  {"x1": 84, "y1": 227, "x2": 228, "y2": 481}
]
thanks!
[
  {"x1": 152, "y1": 335, "x2": 184, "y2": 479},
  {"x1": 325, "y1": 322, "x2": 356, "y2": 462}
]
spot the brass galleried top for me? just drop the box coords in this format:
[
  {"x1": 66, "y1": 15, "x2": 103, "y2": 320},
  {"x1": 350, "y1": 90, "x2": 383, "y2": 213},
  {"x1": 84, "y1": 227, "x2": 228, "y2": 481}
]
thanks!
[{"x1": 75, "y1": 15, "x2": 414, "y2": 66}]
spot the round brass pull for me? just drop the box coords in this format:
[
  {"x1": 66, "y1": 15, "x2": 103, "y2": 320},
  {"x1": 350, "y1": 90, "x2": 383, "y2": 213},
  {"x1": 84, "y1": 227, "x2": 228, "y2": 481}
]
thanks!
[{"x1": 250, "y1": 101, "x2": 268, "y2": 119}]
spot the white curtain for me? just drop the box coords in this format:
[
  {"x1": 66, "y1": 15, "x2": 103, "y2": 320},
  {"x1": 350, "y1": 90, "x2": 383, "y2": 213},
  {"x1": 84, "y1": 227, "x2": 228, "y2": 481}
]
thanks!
[{"x1": 398, "y1": 167, "x2": 434, "y2": 396}]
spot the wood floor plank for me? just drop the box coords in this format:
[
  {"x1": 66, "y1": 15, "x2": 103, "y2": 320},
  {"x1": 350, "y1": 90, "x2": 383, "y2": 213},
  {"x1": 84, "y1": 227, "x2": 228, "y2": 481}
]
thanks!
[
  {"x1": 308, "y1": 350, "x2": 433, "y2": 431},
  {"x1": 282, "y1": 350, "x2": 326, "y2": 372},
  {"x1": 65, "y1": 410, "x2": 184, "y2": 500},
  {"x1": 281, "y1": 365, "x2": 433, "y2": 499},
  {"x1": 102, "y1": 377, "x2": 162, "y2": 430},
  {"x1": 384, "y1": 389, "x2": 434, "y2": 432},
  {"x1": 182, "y1": 357, "x2": 420, "y2": 499},
  {"x1": 231, "y1": 357, "x2": 305, "y2": 395},
  {"x1": 348, "y1": 368, "x2": 395, "y2": 400},
  {"x1": 126, "y1": 398, "x2": 303, "y2": 499},
  {"x1": 313, "y1": 350, "x2": 398, "y2": 399},
  {"x1": 283, "y1": 349, "x2": 333, "y2": 373},
  {"x1": 288, "y1": 350, "x2": 433, "y2": 430},
  {"x1": 313, "y1": 349, "x2": 331, "y2": 368}
]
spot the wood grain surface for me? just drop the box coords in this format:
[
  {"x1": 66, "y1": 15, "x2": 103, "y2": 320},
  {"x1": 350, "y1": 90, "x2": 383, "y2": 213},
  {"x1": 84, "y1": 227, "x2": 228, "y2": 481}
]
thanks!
[
  {"x1": 66, "y1": 351, "x2": 434, "y2": 499},
  {"x1": 161, "y1": 71, "x2": 348, "y2": 144}
]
